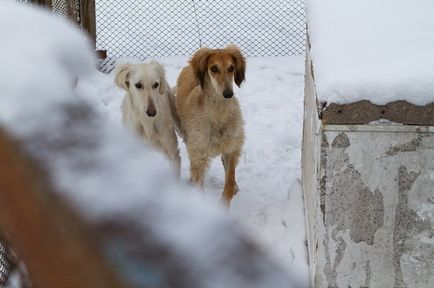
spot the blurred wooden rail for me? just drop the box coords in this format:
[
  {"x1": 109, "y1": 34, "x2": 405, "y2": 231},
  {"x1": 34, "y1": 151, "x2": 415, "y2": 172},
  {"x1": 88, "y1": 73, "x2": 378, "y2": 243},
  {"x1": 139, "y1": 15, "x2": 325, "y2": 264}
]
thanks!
[{"x1": 0, "y1": 129, "x2": 126, "y2": 288}]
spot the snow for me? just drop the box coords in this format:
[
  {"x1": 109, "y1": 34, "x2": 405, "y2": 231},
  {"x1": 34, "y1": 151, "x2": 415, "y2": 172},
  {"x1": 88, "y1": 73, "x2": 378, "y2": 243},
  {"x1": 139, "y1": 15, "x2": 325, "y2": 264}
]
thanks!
[
  {"x1": 0, "y1": 2, "x2": 95, "y2": 136},
  {"x1": 307, "y1": 0, "x2": 434, "y2": 105},
  {"x1": 83, "y1": 54, "x2": 309, "y2": 280},
  {"x1": 1, "y1": 2, "x2": 308, "y2": 287},
  {"x1": 368, "y1": 119, "x2": 403, "y2": 125}
]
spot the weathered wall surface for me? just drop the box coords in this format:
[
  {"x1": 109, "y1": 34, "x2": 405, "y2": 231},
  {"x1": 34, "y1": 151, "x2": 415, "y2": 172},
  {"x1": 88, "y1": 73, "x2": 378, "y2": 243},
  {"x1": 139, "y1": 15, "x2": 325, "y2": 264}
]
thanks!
[
  {"x1": 308, "y1": 125, "x2": 434, "y2": 288},
  {"x1": 301, "y1": 40, "x2": 322, "y2": 286},
  {"x1": 303, "y1": 38, "x2": 434, "y2": 287}
]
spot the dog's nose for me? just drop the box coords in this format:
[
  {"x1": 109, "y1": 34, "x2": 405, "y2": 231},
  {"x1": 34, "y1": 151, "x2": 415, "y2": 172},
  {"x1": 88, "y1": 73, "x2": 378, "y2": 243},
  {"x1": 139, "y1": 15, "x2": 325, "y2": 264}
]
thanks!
[
  {"x1": 223, "y1": 89, "x2": 233, "y2": 98},
  {"x1": 146, "y1": 107, "x2": 156, "y2": 117}
]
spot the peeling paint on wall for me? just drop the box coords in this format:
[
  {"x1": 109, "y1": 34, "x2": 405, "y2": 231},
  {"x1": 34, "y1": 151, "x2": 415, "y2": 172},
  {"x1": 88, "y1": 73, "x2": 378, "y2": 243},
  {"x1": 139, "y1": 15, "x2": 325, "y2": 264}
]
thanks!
[
  {"x1": 320, "y1": 131, "x2": 328, "y2": 224},
  {"x1": 393, "y1": 166, "x2": 432, "y2": 287},
  {"x1": 363, "y1": 260, "x2": 371, "y2": 287},
  {"x1": 326, "y1": 133, "x2": 384, "y2": 246},
  {"x1": 331, "y1": 132, "x2": 350, "y2": 148},
  {"x1": 385, "y1": 135, "x2": 424, "y2": 156},
  {"x1": 311, "y1": 129, "x2": 434, "y2": 287},
  {"x1": 320, "y1": 132, "x2": 386, "y2": 287}
]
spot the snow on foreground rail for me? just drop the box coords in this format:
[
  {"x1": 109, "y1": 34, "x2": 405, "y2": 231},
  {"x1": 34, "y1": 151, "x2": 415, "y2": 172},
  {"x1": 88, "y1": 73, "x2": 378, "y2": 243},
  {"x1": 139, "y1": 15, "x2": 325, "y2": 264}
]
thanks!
[{"x1": 0, "y1": 3, "x2": 301, "y2": 288}]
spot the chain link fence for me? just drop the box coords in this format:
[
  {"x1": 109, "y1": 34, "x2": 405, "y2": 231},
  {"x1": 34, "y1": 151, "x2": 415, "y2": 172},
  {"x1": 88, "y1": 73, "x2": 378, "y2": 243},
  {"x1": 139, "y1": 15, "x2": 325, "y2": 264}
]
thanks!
[
  {"x1": 11, "y1": 0, "x2": 82, "y2": 24},
  {"x1": 96, "y1": 0, "x2": 306, "y2": 73},
  {"x1": 51, "y1": 0, "x2": 81, "y2": 25},
  {"x1": 0, "y1": 234, "x2": 17, "y2": 288},
  {"x1": 0, "y1": 241, "x2": 10, "y2": 287}
]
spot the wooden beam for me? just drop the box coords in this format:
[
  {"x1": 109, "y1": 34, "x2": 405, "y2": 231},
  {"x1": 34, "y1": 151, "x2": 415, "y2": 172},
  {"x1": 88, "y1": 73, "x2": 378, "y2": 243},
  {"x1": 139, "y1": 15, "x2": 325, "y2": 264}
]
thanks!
[
  {"x1": 321, "y1": 100, "x2": 434, "y2": 125},
  {"x1": 80, "y1": 0, "x2": 96, "y2": 48},
  {"x1": 0, "y1": 129, "x2": 126, "y2": 288},
  {"x1": 96, "y1": 50, "x2": 107, "y2": 59},
  {"x1": 32, "y1": 0, "x2": 53, "y2": 8}
]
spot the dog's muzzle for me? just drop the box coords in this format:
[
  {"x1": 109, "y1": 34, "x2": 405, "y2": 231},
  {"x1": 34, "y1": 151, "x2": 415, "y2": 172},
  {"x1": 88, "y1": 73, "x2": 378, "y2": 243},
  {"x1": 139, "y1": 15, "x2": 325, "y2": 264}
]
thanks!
[
  {"x1": 223, "y1": 89, "x2": 233, "y2": 99},
  {"x1": 146, "y1": 105, "x2": 156, "y2": 117}
]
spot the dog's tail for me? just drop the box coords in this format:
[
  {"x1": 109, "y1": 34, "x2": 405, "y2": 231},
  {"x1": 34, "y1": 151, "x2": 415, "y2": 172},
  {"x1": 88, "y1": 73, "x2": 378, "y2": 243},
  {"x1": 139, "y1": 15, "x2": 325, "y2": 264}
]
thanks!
[{"x1": 167, "y1": 86, "x2": 185, "y2": 140}]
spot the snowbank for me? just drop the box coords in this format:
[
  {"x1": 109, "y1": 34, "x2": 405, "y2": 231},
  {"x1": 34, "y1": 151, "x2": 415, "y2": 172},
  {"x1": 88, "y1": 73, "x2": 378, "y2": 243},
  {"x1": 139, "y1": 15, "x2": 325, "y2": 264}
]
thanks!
[
  {"x1": 307, "y1": 0, "x2": 434, "y2": 105},
  {"x1": 0, "y1": 3, "x2": 300, "y2": 287}
]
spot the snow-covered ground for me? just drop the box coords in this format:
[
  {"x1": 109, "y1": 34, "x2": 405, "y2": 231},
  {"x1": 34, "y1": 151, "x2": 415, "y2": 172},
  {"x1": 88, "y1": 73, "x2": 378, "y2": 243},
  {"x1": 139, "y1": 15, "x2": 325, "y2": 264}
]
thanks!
[{"x1": 79, "y1": 55, "x2": 309, "y2": 280}]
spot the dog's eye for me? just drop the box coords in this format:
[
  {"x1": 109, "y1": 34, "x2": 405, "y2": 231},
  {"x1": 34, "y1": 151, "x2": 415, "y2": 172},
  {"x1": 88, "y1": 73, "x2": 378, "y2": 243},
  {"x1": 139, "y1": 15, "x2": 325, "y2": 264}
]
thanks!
[
  {"x1": 152, "y1": 82, "x2": 159, "y2": 89},
  {"x1": 135, "y1": 83, "x2": 143, "y2": 89},
  {"x1": 228, "y1": 65, "x2": 235, "y2": 73},
  {"x1": 210, "y1": 65, "x2": 218, "y2": 73}
]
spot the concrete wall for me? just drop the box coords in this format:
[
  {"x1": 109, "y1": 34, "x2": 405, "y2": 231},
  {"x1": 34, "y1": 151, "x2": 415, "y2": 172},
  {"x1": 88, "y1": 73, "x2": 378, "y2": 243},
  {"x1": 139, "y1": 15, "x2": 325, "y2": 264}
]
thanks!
[
  {"x1": 302, "y1": 50, "x2": 434, "y2": 287},
  {"x1": 301, "y1": 40, "x2": 322, "y2": 286},
  {"x1": 317, "y1": 125, "x2": 434, "y2": 287}
]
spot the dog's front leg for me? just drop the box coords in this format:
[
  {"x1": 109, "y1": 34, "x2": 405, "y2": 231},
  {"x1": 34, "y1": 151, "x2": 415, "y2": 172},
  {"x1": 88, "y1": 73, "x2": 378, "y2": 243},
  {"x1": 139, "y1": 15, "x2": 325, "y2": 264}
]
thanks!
[
  {"x1": 189, "y1": 155, "x2": 209, "y2": 189},
  {"x1": 221, "y1": 155, "x2": 239, "y2": 193},
  {"x1": 220, "y1": 152, "x2": 240, "y2": 207},
  {"x1": 161, "y1": 131, "x2": 181, "y2": 178},
  {"x1": 166, "y1": 148, "x2": 181, "y2": 178}
]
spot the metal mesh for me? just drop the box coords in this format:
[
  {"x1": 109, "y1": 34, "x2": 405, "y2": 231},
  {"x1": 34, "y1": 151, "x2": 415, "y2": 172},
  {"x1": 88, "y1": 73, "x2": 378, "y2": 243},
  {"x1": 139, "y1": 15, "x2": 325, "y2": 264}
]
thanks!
[
  {"x1": 11, "y1": 1, "x2": 81, "y2": 24},
  {"x1": 0, "y1": 237, "x2": 17, "y2": 288},
  {"x1": 9, "y1": 0, "x2": 31, "y2": 4},
  {"x1": 96, "y1": 0, "x2": 306, "y2": 73},
  {"x1": 52, "y1": 0, "x2": 81, "y2": 25},
  {"x1": 0, "y1": 242, "x2": 8, "y2": 287}
]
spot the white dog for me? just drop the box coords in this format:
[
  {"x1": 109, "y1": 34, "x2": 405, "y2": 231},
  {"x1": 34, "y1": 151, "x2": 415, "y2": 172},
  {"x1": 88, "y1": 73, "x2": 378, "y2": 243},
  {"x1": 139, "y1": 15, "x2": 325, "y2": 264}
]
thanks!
[{"x1": 115, "y1": 61, "x2": 181, "y2": 175}]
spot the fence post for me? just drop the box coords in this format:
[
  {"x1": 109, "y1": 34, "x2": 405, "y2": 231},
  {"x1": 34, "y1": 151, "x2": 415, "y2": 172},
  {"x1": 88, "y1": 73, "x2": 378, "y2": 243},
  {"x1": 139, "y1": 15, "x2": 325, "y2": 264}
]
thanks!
[
  {"x1": 80, "y1": 0, "x2": 96, "y2": 48},
  {"x1": 0, "y1": 129, "x2": 125, "y2": 288},
  {"x1": 80, "y1": 0, "x2": 106, "y2": 58},
  {"x1": 32, "y1": 0, "x2": 52, "y2": 7}
]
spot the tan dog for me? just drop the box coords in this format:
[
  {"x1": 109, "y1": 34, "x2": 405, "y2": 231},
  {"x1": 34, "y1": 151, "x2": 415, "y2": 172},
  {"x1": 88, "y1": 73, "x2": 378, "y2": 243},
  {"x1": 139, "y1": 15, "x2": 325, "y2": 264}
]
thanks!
[
  {"x1": 115, "y1": 61, "x2": 181, "y2": 175},
  {"x1": 176, "y1": 45, "x2": 246, "y2": 206}
]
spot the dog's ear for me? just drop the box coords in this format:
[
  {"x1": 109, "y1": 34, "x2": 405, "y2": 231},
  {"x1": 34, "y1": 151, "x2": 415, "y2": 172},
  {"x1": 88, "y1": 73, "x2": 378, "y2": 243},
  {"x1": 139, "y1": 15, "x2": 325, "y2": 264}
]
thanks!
[
  {"x1": 190, "y1": 48, "x2": 211, "y2": 88},
  {"x1": 150, "y1": 61, "x2": 166, "y2": 94},
  {"x1": 226, "y1": 45, "x2": 246, "y2": 87},
  {"x1": 114, "y1": 63, "x2": 132, "y2": 91}
]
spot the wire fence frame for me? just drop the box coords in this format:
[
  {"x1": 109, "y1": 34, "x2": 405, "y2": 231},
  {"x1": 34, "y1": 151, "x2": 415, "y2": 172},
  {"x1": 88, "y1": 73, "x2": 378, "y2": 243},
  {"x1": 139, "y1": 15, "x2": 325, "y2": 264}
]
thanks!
[
  {"x1": 0, "y1": 234, "x2": 17, "y2": 288},
  {"x1": 96, "y1": 0, "x2": 306, "y2": 73}
]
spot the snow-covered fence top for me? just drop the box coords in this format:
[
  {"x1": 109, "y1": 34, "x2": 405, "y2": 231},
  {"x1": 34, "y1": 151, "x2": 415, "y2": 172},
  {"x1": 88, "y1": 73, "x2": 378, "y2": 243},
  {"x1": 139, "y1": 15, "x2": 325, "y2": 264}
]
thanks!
[
  {"x1": 307, "y1": 0, "x2": 434, "y2": 106},
  {"x1": 0, "y1": 3, "x2": 299, "y2": 288}
]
